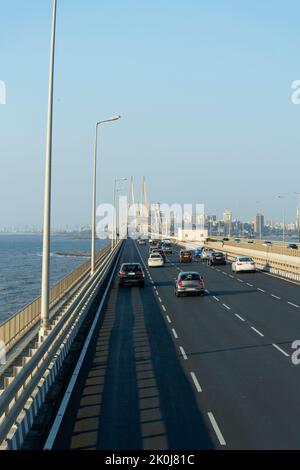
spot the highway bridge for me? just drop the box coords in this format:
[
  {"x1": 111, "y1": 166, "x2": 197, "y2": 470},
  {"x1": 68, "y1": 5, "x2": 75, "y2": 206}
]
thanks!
[{"x1": 1, "y1": 238, "x2": 300, "y2": 450}]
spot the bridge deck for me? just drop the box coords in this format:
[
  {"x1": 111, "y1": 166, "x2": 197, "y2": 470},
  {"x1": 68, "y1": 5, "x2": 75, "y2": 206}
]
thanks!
[{"x1": 49, "y1": 239, "x2": 300, "y2": 450}]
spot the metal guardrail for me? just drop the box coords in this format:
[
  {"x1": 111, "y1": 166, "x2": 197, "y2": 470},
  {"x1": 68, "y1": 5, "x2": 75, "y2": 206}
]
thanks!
[
  {"x1": 207, "y1": 237, "x2": 300, "y2": 257},
  {"x1": 0, "y1": 240, "x2": 123, "y2": 450},
  {"x1": 0, "y1": 245, "x2": 110, "y2": 353}
]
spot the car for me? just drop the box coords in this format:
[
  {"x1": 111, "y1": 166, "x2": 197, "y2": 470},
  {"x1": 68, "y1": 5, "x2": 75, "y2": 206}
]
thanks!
[
  {"x1": 162, "y1": 238, "x2": 171, "y2": 245},
  {"x1": 234, "y1": 238, "x2": 241, "y2": 243},
  {"x1": 207, "y1": 251, "x2": 226, "y2": 266},
  {"x1": 232, "y1": 256, "x2": 256, "y2": 273},
  {"x1": 118, "y1": 263, "x2": 145, "y2": 286},
  {"x1": 287, "y1": 243, "x2": 298, "y2": 250},
  {"x1": 262, "y1": 240, "x2": 272, "y2": 247},
  {"x1": 151, "y1": 248, "x2": 166, "y2": 262},
  {"x1": 137, "y1": 238, "x2": 146, "y2": 245},
  {"x1": 179, "y1": 250, "x2": 193, "y2": 263},
  {"x1": 247, "y1": 239, "x2": 255, "y2": 243},
  {"x1": 148, "y1": 253, "x2": 164, "y2": 267},
  {"x1": 222, "y1": 237, "x2": 229, "y2": 241},
  {"x1": 194, "y1": 247, "x2": 203, "y2": 258},
  {"x1": 174, "y1": 271, "x2": 205, "y2": 297},
  {"x1": 161, "y1": 242, "x2": 172, "y2": 254},
  {"x1": 200, "y1": 247, "x2": 214, "y2": 260},
  {"x1": 150, "y1": 239, "x2": 159, "y2": 247}
]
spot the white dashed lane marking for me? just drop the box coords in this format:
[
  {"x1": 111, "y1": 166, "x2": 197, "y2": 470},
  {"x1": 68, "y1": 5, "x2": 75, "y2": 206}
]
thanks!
[
  {"x1": 208, "y1": 412, "x2": 226, "y2": 446},
  {"x1": 162, "y1": 305, "x2": 166, "y2": 312},
  {"x1": 235, "y1": 313, "x2": 245, "y2": 322},
  {"x1": 222, "y1": 303, "x2": 231, "y2": 310},
  {"x1": 172, "y1": 328, "x2": 178, "y2": 339},
  {"x1": 166, "y1": 315, "x2": 171, "y2": 323},
  {"x1": 179, "y1": 346, "x2": 188, "y2": 360},
  {"x1": 190, "y1": 372, "x2": 202, "y2": 393},
  {"x1": 272, "y1": 343, "x2": 290, "y2": 357},
  {"x1": 246, "y1": 283, "x2": 253, "y2": 287},
  {"x1": 213, "y1": 296, "x2": 220, "y2": 302},
  {"x1": 288, "y1": 301, "x2": 299, "y2": 308},
  {"x1": 251, "y1": 326, "x2": 264, "y2": 337},
  {"x1": 271, "y1": 294, "x2": 281, "y2": 300},
  {"x1": 257, "y1": 288, "x2": 265, "y2": 293}
]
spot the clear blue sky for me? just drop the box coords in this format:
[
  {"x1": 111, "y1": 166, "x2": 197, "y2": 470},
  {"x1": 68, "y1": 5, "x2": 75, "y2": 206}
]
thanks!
[{"x1": 1, "y1": 0, "x2": 300, "y2": 228}]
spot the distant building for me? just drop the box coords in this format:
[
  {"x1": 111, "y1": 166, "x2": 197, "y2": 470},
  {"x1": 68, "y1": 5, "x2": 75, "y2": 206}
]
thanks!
[
  {"x1": 223, "y1": 209, "x2": 232, "y2": 236},
  {"x1": 254, "y1": 213, "x2": 264, "y2": 237}
]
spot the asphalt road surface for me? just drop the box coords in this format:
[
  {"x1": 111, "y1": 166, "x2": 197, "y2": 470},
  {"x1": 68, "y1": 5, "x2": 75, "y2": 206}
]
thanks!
[{"x1": 48, "y1": 238, "x2": 300, "y2": 450}]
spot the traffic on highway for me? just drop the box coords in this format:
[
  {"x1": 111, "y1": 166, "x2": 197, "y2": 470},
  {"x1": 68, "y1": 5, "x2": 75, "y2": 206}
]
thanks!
[{"x1": 45, "y1": 237, "x2": 300, "y2": 450}]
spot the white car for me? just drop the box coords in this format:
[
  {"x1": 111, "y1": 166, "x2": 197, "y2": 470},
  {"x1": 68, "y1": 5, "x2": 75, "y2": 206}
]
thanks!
[
  {"x1": 148, "y1": 253, "x2": 164, "y2": 267},
  {"x1": 232, "y1": 256, "x2": 256, "y2": 273}
]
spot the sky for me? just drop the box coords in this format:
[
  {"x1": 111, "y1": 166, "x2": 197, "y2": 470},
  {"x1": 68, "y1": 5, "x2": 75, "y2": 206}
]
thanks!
[{"x1": 1, "y1": 0, "x2": 300, "y2": 228}]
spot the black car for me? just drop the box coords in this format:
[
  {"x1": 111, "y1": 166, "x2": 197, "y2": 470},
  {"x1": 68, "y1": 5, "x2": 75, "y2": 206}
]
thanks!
[
  {"x1": 207, "y1": 251, "x2": 226, "y2": 266},
  {"x1": 287, "y1": 243, "x2": 298, "y2": 250},
  {"x1": 118, "y1": 263, "x2": 145, "y2": 286}
]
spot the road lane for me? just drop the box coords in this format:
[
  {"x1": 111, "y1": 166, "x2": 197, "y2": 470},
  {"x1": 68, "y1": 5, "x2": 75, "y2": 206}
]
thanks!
[
  {"x1": 136, "y1": 243, "x2": 300, "y2": 449},
  {"x1": 50, "y1": 239, "x2": 214, "y2": 450}
]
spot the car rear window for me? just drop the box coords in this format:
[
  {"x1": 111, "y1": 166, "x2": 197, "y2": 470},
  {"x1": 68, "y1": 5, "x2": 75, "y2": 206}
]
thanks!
[
  {"x1": 151, "y1": 254, "x2": 161, "y2": 258},
  {"x1": 180, "y1": 273, "x2": 201, "y2": 281},
  {"x1": 121, "y1": 264, "x2": 141, "y2": 272},
  {"x1": 239, "y1": 257, "x2": 252, "y2": 262},
  {"x1": 181, "y1": 251, "x2": 192, "y2": 255}
]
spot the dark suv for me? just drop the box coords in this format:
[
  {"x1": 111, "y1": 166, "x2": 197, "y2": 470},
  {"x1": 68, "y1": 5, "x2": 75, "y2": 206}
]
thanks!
[
  {"x1": 118, "y1": 263, "x2": 145, "y2": 286},
  {"x1": 179, "y1": 250, "x2": 193, "y2": 263},
  {"x1": 207, "y1": 251, "x2": 226, "y2": 266}
]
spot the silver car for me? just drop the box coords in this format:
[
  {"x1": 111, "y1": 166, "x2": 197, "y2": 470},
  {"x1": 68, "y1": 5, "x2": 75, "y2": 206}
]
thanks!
[{"x1": 175, "y1": 272, "x2": 205, "y2": 297}]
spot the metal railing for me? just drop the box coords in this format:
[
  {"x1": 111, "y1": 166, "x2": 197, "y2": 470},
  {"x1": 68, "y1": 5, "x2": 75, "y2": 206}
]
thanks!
[
  {"x1": 0, "y1": 240, "x2": 123, "y2": 449},
  {"x1": 0, "y1": 244, "x2": 110, "y2": 352}
]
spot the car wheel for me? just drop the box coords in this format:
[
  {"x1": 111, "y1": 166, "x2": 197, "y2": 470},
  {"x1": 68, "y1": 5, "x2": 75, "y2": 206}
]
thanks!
[{"x1": 175, "y1": 290, "x2": 181, "y2": 297}]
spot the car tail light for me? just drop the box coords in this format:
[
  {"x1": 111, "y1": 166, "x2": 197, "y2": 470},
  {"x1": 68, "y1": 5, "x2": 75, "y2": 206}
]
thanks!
[
  {"x1": 136, "y1": 271, "x2": 143, "y2": 277},
  {"x1": 119, "y1": 271, "x2": 126, "y2": 276},
  {"x1": 198, "y1": 280, "x2": 204, "y2": 285},
  {"x1": 212, "y1": 256, "x2": 216, "y2": 260},
  {"x1": 237, "y1": 262, "x2": 242, "y2": 265},
  {"x1": 178, "y1": 280, "x2": 183, "y2": 286}
]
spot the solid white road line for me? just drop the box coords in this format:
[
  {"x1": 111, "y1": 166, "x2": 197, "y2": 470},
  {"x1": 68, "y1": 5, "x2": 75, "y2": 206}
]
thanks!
[
  {"x1": 179, "y1": 346, "x2": 188, "y2": 360},
  {"x1": 271, "y1": 294, "x2": 281, "y2": 300},
  {"x1": 272, "y1": 343, "x2": 290, "y2": 357},
  {"x1": 172, "y1": 328, "x2": 178, "y2": 339},
  {"x1": 190, "y1": 372, "x2": 202, "y2": 392},
  {"x1": 257, "y1": 288, "x2": 265, "y2": 293},
  {"x1": 251, "y1": 326, "x2": 264, "y2": 337},
  {"x1": 288, "y1": 301, "x2": 300, "y2": 308},
  {"x1": 213, "y1": 296, "x2": 220, "y2": 301},
  {"x1": 207, "y1": 412, "x2": 226, "y2": 446},
  {"x1": 222, "y1": 303, "x2": 231, "y2": 310},
  {"x1": 162, "y1": 305, "x2": 166, "y2": 312},
  {"x1": 235, "y1": 313, "x2": 245, "y2": 322},
  {"x1": 166, "y1": 315, "x2": 171, "y2": 323}
]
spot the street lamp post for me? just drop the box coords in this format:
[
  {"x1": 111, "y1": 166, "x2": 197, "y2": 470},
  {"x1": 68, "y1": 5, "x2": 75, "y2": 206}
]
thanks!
[
  {"x1": 40, "y1": 0, "x2": 57, "y2": 341},
  {"x1": 91, "y1": 115, "x2": 121, "y2": 276},
  {"x1": 295, "y1": 192, "x2": 300, "y2": 243},
  {"x1": 111, "y1": 177, "x2": 127, "y2": 250},
  {"x1": 278, "y1": 195, "x2": 286, "y2": 243}
]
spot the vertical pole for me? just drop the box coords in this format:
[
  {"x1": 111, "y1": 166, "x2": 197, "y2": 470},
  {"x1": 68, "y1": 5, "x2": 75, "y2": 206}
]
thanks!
[
  {"x1": 91, "y1": 123, "x2": 99, "y2": 275},
  {"x1": 40, "y1": 0, "x2": 57, "y2": 339}
]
